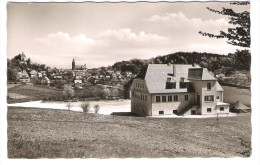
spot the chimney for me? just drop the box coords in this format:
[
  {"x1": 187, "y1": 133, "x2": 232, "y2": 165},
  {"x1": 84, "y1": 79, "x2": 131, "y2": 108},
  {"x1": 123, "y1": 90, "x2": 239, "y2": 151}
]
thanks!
[{"x1": 192, "y1": 63, "x2": 196, "y2": 67}]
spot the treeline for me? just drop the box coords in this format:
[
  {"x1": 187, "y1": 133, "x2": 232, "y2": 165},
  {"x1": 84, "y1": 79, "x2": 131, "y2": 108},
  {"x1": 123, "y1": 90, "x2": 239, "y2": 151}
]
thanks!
[
  {"x1": 112, "y1": 59, "x2": 150, "y2": 74},
  {"x1": 111, "y1": 50, "x2": 250, "y2": 76}
]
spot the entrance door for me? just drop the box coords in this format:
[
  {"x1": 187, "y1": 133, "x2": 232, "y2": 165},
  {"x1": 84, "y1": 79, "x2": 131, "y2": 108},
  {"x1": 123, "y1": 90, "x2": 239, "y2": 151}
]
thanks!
[
  {"x1": 191, "y1": 110, "x2": 196, "y2": 115},
  {"x1": 197, "y1": 95, "x2": 200, "y2": 105}
]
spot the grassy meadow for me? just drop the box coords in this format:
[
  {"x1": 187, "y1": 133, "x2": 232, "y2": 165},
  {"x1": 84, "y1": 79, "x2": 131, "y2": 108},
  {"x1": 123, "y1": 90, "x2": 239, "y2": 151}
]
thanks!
[
  {"x1": 223, "y1": 86, "x2": 251, "y2": 106},
  {"x1": 7, "y1": 84, "x2": 63, "y2": 103},
  {"x1": 8, "y1": 106, "x2": 251, "y2": 158},
  {"x1": 7, "y1": 85, "x2": 252, "y2": 158}
]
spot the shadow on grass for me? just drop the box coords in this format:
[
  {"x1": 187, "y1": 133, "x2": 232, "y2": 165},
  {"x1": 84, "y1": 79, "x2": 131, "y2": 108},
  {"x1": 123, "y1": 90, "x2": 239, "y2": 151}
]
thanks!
[{"x1": 111, "y1": 112, "x2": 141, "y2": 117}]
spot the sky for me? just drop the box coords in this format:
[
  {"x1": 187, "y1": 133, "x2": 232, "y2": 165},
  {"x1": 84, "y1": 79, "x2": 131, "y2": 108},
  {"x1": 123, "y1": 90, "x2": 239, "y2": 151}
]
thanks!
[{"x1": 7, "y1": 2, "x2": 250, "y2": 69}]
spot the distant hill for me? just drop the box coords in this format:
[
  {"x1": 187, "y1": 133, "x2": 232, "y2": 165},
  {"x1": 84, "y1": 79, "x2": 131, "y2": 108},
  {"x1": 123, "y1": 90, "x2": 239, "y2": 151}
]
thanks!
[{"x1": 111, "y1": 50, "x2": 250, "y2": 76}]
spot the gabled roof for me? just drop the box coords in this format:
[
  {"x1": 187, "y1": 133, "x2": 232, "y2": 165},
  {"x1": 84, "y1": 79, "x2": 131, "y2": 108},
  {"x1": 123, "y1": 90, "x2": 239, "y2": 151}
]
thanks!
[
  {"x1": 134, "y1": 64, "x2": 221, "y2": 94},
  {"x1": 232, "y1": 101, "x2": 250, "y2": 110},
  {"x1": 216, "y1": 82, "x2": 223, "y2": 91},
  {"x1": 144, "y1": 64, "x2": 173, "y2": 93},
  {"x1": 30, "y1": 70, "x2": 37, "y2": 74},
  {"x1": 143, "y1": 64, "x2": 197, "y2": 93}
]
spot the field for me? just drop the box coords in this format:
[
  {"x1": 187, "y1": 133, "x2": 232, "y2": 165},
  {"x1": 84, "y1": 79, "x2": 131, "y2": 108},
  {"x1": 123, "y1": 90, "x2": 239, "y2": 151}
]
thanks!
[
  {"x1": 8, "y1": 107, "x2": 251, "y2": 158},
  {"x1": 7, "y1": 84, "x2": 63, "y2": 103},
  {"x1": 7, "y1": 84, "x2": 252, "y2": 158},
  {"x1": 222, "y1": 86, "x2": 251, "y2": 106}
]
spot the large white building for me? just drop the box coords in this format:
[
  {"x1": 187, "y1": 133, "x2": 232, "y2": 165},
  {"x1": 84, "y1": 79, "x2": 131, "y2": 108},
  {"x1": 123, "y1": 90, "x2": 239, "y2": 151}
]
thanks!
[{"x1": 130, "y1": 64, "x2": 230, "y2": 116}]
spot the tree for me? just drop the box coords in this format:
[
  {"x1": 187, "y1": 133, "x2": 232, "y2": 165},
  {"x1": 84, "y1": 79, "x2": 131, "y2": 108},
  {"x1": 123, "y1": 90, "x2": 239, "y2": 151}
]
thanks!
[
  {"x1": 154, "y1": 58, "x2": 162, "y2": 64},
  {"x1": 102, "y1": 88, "x2": 111, "y2": 99},
  {"x1": 81, "y1": 102, "x2": 90, "y2": 113},
  {"x1": 233, "y1": 49, "x2": 251, "y2": 70},
  {"x1": 32, "y1": 77, "x2": 42, "y2": 85},
  {"x1": 199, "y1": 2, "x2": 250, "y2": 48},
  {"x1": 66, "y1": 102, "x2": 73, "y2": 111},
  {"x1": 27, "y1": 58, "x2": 31, "y2": 65},
  {"x1": 7, "y1": 67, "x2": 18, "y2": 82},
  {"x1": 94, "y1": 104, "x2": 100, "y2": 113},
  {"x1": 63, "y1": 85, "x2": 74, "y2": 99}
]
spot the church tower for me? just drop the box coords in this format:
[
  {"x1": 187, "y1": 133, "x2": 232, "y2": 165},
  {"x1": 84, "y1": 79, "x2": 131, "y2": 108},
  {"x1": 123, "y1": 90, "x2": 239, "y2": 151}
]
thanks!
[{"x1": 72, "y1": 58, "x2": 75, "y2": 70}]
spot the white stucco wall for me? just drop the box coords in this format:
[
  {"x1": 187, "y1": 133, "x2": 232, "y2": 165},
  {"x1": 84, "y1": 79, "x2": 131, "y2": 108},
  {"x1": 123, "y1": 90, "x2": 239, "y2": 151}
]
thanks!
[
  {"x1": 191, "y1": 80, "x2": 229, "y2": 115},
  {"x1": 130, "y1": 79, "x2": 151, "y2": 116},
  {"x1": 151, "y1": 93, "x2": 195, "y2": 116}
]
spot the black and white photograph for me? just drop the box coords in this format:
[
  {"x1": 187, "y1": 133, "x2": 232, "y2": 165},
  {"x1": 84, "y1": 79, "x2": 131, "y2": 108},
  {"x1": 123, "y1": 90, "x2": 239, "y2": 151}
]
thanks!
[{"x1": 0, "y1": 0, "x2": 259, "y2": 162}]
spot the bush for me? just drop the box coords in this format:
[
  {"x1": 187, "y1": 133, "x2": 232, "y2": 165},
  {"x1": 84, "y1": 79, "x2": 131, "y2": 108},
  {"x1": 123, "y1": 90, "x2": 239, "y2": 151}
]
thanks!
[
  {"x1": 66, "y1": 102, "x2": 73, "y2": 110},
  {"x1": 94, "y1": 104, "x2": 100, "y2": 114},
  {"x1": 81, "y1": 102, "x2": 90, "y2": 113}
]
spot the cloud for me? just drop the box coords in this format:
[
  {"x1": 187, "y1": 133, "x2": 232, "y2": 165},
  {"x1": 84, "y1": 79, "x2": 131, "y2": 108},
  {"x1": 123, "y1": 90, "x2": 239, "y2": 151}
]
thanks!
[
  {"x1": 36, "y1": 29, "x2": 169, "y2": 48},
  {"x1": 98, "y1": 28, "x2": 168, "y2": 43},
  {"x1": 34, "y1": 30, "x2": 171, "y2": 68},
  {"x1": 36, "y1": 31, "x2": 95, "y2": 45},
  {"x1": 142, "y1": 11, "x2": 240, "y2": 55},
  {"x1": 145, "y1": 11, "x2": 230, "y2": 31}
]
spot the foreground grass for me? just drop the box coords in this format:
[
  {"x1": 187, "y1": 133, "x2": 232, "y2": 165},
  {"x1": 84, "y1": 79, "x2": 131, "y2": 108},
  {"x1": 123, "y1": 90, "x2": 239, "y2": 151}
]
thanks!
[{"x1": 8, "y1": 107, "x2": 251, "y2": 158}]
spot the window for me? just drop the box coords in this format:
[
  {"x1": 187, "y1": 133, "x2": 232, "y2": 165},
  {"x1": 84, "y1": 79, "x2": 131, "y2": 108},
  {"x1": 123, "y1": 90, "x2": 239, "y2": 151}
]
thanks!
[
  {"x1": 168, "y1": 95, "x2": 173, "y2": 102},
  {"x1": 143, "y1": 109, "x2": 145, "y2": 113},
  {"x1": 166, "y1": 82, "x2": 176, "y2": 89},
  {"x1": 136, "y1": 83, "x2": 137, "y2": 87},
  {"x1": 207, "y1": 82, "x2": 211, "y2": 90},
  {"x1": 216, "y1": 96, "x2": 220, "y2": 99},
  {"x1": 220, "y1": 107, "x2": 224, "y2": 111},
  {"x1": 173, "y1": 110, "x2": 177, "y2": 114},
  {"x1": 204, "y1": 95, "x2": 214, "y2": 102},
  {"x1": 174, "y1": 95, "x2": 178, "y2": 101},
  {"x1": 180, "y1": 82, "x2": 188, "y2": 89},
  {"x1": 159, "y1": 111, "x2": 164, "y2": 115},
  {"x1": 145, "y1": 95, "x2": 147, "y2": 102},
  {"x1": 207, "y1": 108, "x2": 212, "y2": 113},
  {"x1": 184, "y1": 94, "x2": 189, "y2": 101},
  {"x1": 156, "y1": 96, "x2": 161, "y2": 102},
  {"x1": 162, "y1": 96, "x2": 167, "y2": 102}
]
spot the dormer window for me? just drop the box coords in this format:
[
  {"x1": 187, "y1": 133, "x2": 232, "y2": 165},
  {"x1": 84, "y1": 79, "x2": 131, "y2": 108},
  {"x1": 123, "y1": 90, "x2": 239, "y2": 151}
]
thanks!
[
  {"x1": 166, "y1": 82, "x2": 176, "y2": 89},
  {"x1": 207, "y1": 82, "x2": 211, "y2": 90},
  {"x1": 180, "y1": 82, "x2": 189, "y2": 89},
  {"x1": 166, "y1": 77, "x2": 176, "y2": 89}
]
